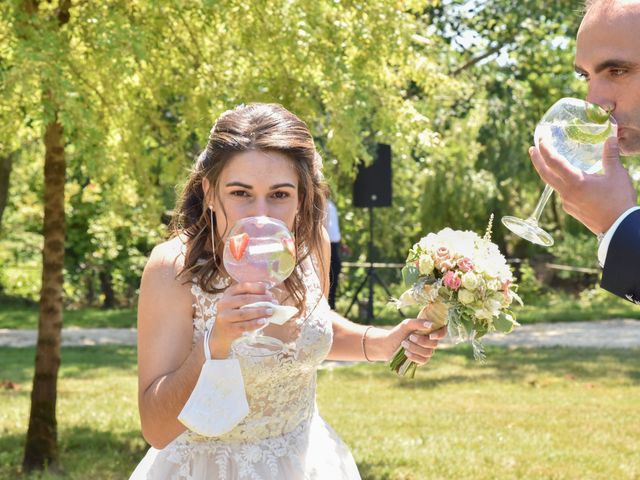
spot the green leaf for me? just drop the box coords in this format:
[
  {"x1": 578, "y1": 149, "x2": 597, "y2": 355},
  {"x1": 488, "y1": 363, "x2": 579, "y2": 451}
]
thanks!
[
  {"x1": 474, "y1": 322, "x2": 488, "y2": 338},
  {"x1": 401, "y1": 265, "x2": 419, "y2": 287},
  {"x1": 494, "y1": 313, "x2": 516, "y2": 334}
]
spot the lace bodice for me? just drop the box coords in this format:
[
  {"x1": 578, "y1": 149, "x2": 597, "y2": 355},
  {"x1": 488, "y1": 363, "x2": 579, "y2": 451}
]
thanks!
[
  {"x1": 183, "y1": 256, "x2": 333, "y2": 444},
  {"x1": 133, "y1": 252, "x2": 361, "y2": 480}
]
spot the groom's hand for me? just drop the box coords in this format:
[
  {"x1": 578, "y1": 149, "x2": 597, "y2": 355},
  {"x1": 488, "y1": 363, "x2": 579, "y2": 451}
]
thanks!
[
  {"x1": 529, "y1": 137, "x2": 636, "y2": 234},
  {"x1": 385, "y1": 319, "x2": 447, "y2": 365}
]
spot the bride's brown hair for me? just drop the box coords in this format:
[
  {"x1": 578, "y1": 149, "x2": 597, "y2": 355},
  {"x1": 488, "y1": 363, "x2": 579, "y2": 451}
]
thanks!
[{"x1": 169, "y1": 103, "x2": 328, "y2": 311}]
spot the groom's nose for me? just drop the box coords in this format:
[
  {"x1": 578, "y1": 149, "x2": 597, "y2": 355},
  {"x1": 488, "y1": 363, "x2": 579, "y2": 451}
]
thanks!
[{"x1": 586, "y1": 81, "x2": 616, "y2": 115}]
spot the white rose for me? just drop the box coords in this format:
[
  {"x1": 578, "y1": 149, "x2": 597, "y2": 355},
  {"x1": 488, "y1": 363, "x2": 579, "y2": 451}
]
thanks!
[
  {"x1": 461, "y1": 272, "x2": 479, "y2": 290},
  {"x1": 484, "y1": 298, "x2": 502, "y2": 315},
  {"x1": 474, "y1": 308, "x2": 493, "y2": 320},
  {"x1": 458, "y1": 289, "x2": 475, "y2": 305},
  {"x1": 486, "y1": 279, "x2": 501, "y2": 291},
  {"x1": 396, "y1": 289, "x2": 417, "y2": 308},
  {"x1": 418, "y1": 255, "x2": 434, "y2": 275}
]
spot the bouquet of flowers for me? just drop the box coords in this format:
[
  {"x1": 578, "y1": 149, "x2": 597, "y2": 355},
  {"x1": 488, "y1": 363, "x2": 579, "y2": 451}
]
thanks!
[{"x1": 390, "y1": 217, "x2": 522, "y2": 377}]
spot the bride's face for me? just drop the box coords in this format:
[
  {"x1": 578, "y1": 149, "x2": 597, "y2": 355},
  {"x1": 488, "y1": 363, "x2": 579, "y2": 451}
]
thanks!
[{"x1": 208, "y1": 150, "x2": 300, "y2": 237}]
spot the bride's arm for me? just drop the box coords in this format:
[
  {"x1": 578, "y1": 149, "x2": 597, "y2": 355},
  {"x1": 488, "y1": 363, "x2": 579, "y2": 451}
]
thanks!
[
  {"x1": 318, "y1": 228, "x2": 446, "y2": 363},
  {"x1": 136, "y1": 242, "x2": 206, "y2": 449},
  {"x1": 137, "y1": 241, "x2": 274, "y2": 449}
]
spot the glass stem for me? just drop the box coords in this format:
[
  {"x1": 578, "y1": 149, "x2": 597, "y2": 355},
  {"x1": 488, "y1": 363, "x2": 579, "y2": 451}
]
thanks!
[{"x1": 528, "y1": 184, "x2": 554, "y2": 224}]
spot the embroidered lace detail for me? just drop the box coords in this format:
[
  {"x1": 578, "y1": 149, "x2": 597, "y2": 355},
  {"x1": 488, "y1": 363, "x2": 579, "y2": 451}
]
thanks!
[
  {"x1": 157, "y1": 419, "x2": 309, "y2": 480},
  {"x1": 168, "y1": 256, "x2": 333, "y2": 477}
]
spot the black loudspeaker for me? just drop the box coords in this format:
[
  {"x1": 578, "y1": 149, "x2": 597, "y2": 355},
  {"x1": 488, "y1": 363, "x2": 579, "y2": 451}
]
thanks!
[{"x1": 353, "y1": 144, "x2": 392, "y2": 208}]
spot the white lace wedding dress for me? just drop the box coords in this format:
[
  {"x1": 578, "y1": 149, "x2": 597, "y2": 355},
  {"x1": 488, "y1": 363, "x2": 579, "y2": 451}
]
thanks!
[{"x1": 130, "y1": 257, "x2": 361, "y2": 480}]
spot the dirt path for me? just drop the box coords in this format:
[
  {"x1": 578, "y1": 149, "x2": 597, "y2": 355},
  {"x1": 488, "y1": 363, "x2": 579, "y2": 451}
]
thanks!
[{"x1": 2, "y1": 319, "x2": 639, "y2": 349}]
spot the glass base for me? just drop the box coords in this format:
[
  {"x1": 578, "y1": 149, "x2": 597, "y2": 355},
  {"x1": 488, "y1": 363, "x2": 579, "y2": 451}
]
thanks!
[
  {"x1": 233, "y1": 332, "x2": 284, "y2": 357},
  {"x1": 501, "y1": 216, "x2": 554, "y2": 247}
]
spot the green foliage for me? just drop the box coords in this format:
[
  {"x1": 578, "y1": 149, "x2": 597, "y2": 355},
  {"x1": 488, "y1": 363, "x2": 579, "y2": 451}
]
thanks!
[{"x1": 1, "y1": 0, "x2": 637, "y2": 305}]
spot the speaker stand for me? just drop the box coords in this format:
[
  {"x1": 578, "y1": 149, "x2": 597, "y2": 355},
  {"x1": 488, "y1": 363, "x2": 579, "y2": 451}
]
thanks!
[{"x1": 344, "y1": 206, "x2": 404, "y2": 322}]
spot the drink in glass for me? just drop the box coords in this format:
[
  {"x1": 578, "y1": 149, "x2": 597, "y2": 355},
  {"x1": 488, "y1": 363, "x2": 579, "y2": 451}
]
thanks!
[{"x1": 222, "y1": 216, "x2": 297, "y2": 354}]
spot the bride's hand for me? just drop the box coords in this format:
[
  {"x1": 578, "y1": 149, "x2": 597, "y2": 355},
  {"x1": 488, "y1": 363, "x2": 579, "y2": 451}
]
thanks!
[
  {"x1": 380, "y1": 319, "x2": 447, "y2": 365},
  {"x1": 210, "y1": 282, "x2": 276, "y2": 358}
]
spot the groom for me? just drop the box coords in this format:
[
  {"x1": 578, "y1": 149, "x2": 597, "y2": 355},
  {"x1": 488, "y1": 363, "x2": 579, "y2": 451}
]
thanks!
[{"x1": 529, "y1": 0, "x2": 640, "y2": 303}]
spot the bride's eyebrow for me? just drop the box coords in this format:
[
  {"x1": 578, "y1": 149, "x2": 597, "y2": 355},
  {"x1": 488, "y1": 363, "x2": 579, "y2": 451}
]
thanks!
[
  {"x1": 270, "y1": 183, "x2": 296, "y2": 189},
  {"x1": 225, "y1": 181, "x2": 252, "y2": 189},
  {"x1": 224, "y1": 182, "x2": 296, "y2": 189}
]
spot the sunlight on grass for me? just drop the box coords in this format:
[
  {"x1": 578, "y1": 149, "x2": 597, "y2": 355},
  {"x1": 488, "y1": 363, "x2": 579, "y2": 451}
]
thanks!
[
  {"x1": 1, "y1": 346, "x2": 639, "y2": 479},
  {"x1": 318, "y1": 347, "x2": 640, "y2": 479},
  {"x1": 0, "y1": 304, "x2": 136, "y2": 330}
]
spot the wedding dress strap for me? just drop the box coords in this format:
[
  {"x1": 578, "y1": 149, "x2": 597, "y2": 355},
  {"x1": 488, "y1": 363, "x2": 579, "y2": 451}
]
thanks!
[{"x1": 203, "y1": 326, "x2": 213, "y2": 360}]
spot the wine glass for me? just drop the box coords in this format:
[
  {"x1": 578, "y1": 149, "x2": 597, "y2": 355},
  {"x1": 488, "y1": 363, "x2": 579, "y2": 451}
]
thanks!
[
  {"x1": 222, "y1": 216, "x2": 297, "y2": 354},
  {"x1": 502, "y1": 97, "x2": 617, "y2": 246}
]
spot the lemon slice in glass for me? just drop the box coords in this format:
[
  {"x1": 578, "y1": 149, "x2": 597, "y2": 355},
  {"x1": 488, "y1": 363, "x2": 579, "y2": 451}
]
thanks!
[
  {"x1": 565, "y1": 118, "x2": 612, "y2": 144},
  {"x1": 585, "y1": 103, "x2": 610, "y2": 124}
]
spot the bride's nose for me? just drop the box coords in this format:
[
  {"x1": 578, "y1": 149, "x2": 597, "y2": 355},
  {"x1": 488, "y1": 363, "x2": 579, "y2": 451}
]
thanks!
[{"x1": 250, "y1": 198, "x2": 269, "y2": 218}]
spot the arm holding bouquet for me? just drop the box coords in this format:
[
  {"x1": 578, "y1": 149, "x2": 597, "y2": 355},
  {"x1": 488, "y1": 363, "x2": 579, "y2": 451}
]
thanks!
[{"x1": 318, "y1": 227, "x2": 448, "y2": 365}]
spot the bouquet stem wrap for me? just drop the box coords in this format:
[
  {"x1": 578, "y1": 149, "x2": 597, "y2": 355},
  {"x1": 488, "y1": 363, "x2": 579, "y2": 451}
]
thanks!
[{"x1": 390, "y1": 301, "x2": 449, "y2": 378}]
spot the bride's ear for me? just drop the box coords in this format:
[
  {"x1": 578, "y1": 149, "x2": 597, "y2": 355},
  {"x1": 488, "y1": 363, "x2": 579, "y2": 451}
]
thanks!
[{"x1": 202, "y1": 177, "x2": 212, "y2": 207}]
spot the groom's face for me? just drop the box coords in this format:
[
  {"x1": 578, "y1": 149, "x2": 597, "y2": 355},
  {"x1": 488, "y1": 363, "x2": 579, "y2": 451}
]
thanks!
[{"x1": 575, "y1": 0, "x2": 640, "y2": 155}]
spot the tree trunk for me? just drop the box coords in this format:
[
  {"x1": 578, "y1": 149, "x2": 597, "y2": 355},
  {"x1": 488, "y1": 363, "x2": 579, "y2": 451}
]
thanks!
[
  {"x1": 22, "y1": 120, "x2": 65, "y2": 473},
  {"x1": 0, "y1": 153, "x2": 13, "y2": 230},
  {"x1": 85, "y1": 273, "x2": 95, "y2": 306},
  {"x1": 99, "y1": 270, "x2": 115, "y2": 309}
]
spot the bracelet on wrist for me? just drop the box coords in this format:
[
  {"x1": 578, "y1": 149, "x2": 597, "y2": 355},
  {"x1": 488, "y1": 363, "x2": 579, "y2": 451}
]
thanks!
[{"x1": 362, "y1": 326, "x2": 374, "y2": 362}]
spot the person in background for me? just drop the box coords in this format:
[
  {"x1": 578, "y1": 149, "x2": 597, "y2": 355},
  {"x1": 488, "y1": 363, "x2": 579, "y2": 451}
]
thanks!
[{"x1": 325, "y1": 196, "x2": 342, "y2": 310}]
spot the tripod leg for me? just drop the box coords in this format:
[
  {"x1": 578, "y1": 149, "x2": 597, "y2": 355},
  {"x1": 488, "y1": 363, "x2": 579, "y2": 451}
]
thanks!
[
  {"x1": 343, "y1": 271, "x2": 371, "y2": 318},
  {"x1": 371, "y1": 270, "x2": 406, "y2": 319}
]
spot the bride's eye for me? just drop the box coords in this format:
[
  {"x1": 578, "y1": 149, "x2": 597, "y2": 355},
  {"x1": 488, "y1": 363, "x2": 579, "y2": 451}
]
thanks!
[
  {"x1": 272, "y1": 191, "x2": 290, "y2": 199},
  {"x1": 230, "y1": 190, "x2": 250, "y2": 197}
]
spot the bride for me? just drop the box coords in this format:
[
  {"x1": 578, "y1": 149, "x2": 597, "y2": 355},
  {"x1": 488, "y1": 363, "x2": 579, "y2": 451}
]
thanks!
[{"x1": 130, "y1": 103, "x2": 446, "y2": 479}]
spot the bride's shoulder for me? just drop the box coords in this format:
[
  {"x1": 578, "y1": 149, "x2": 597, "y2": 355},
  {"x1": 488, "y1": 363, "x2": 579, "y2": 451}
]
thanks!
[{"x1": 144, "y1": 235, "x2": 189, "y2": 282}]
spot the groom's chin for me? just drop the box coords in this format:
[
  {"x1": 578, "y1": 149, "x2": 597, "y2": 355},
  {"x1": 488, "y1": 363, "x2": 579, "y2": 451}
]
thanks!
[{"x1": 619, "y1": 134, "x2": 640, "y2": 156}]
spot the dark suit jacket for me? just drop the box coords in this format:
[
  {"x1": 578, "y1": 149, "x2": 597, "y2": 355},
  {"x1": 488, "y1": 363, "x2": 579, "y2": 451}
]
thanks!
[{"x1": 601, "y1": 209, "x2": 640, "y2": 303}]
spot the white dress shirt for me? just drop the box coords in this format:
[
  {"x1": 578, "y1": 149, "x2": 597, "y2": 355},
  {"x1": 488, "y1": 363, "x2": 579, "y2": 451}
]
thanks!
[
  {"x1": 325, "y1": 199, "x2": 341, "y2": 243},
  {"x1": 597, "y1": 206, "x2": 640, "y2": 267}
]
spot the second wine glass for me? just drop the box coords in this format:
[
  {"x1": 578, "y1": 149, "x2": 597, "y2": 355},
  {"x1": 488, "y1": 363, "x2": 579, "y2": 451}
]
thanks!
[{"x1": 502, "y1": 97, "x2": 617, "y2": 246}]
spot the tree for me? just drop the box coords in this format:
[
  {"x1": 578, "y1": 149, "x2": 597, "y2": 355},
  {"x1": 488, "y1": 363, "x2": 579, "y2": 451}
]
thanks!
[
  {"x1": 8, "y1": 0, "x2": 153, "y2": 470},
  {"x1": 16, "y1": 0, "x2": 69, "y2": 471}
]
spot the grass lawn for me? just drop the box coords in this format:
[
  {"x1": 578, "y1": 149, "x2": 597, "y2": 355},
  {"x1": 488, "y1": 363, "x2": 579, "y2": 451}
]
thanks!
[
  {"x1": 0, "y1": 302, "x2": 136, "y2": 330},
  {"x1": 1, "y1": 345, "x2": 639, "y2": 479}
]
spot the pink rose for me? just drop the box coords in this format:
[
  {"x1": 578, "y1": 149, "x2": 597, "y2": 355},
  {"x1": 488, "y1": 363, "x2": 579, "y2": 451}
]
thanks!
[
  {"x1": 457, "y1": 257, "x2": 474, "y2": 273},
  {"x1": 439, "y1": 259, "x2": 456, "y2": 271},
  {"x1": 443, "y1": 271, "x2": 461, "y2": 290},
  {"x1": 435, "y1": 248, "x2": 453, "y2": 271}
]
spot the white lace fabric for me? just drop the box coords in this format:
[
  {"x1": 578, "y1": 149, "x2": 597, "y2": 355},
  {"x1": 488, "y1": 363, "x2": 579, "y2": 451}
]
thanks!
[
  {"x1": 185, "y1": 257, "x2": 332, "y2": 444},
  {"x1": 130, "y1": 256, "x2": 360, "y2": 480}
]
